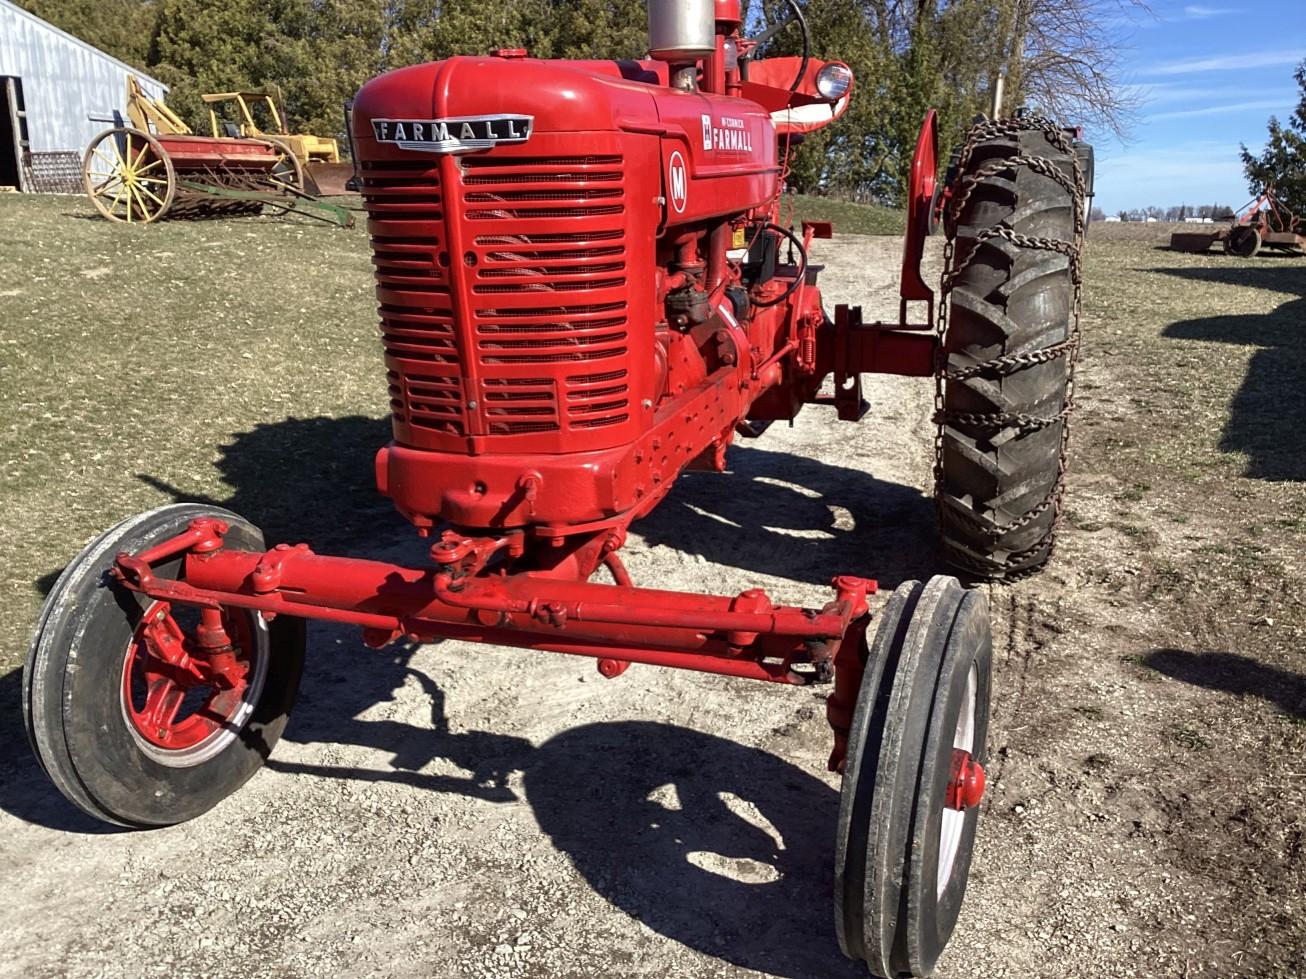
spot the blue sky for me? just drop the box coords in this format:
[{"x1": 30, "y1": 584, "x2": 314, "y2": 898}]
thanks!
[{"x1": 1094, "y1": 0, "x2": 1305, "y2": 213}]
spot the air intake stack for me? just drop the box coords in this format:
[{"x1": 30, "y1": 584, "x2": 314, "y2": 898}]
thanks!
[{"x1": 647, "y1": 0, "x2": 716, "y2": 89}]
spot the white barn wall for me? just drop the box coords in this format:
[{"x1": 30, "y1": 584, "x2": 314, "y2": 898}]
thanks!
[{"x1": 0, "y1": 0, "x2": 167, "y2": 154}]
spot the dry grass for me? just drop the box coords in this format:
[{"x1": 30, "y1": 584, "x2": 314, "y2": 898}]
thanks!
[
  {"x1": 0, "y1": 193, "x2": 391, "y2": 673},
  {"x1": 1073, "y1": 222, "x2": 1306, "y2": 636}
]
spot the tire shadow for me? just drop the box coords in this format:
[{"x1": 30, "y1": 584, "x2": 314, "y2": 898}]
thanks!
[
  {"x1": 0, "y1": 666, "x2": 127, "y2": 834},
  {"x1": 635, "y1": 444, "x2": 938, "y2": 589},
  {"x1": 527, "y1": 721, "x2": 862, "y2": 979},
  {"x1": 1157, "y1": 265, "x2": 1306, "y2": 482}
]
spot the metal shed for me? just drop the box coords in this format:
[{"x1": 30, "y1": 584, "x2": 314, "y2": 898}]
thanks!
[{"x1": 0, "y1": 0, "x2": 168, "y2": 191}]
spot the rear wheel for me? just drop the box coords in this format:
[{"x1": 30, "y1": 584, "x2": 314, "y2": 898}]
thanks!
[
  {"x1": 1225, "y1": 225, "x2": 1261, "y2": 257},
  {"x1": 936, "y1": 119, "x2": 1085, "y2": 580},
  {"x1": 23, "y1": 504, "x2": 305, "y2": 828},
  {"x1": 83, "y1": 127, "x2": 176, "y2": 224},
  {"x1": 835, "y1": 576, "x2": 992, "y2": 978}
]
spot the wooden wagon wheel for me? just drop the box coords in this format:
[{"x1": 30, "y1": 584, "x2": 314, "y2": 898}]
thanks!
[
  {"x1": 260, "y1": 138, "x2": 305, "y2": 194},
  {"x1": 83, "y1": 127, "x2": 176, "y2": 224}
]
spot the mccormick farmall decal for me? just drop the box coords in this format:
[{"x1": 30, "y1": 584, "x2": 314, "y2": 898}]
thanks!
[{"x1": 372, "y1": 115, "x2": 534, "y2": 153}]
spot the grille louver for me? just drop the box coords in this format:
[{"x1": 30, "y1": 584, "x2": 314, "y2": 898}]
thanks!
[{"x1": 362, "y1": 148, "x2": 632, "y2": 446}]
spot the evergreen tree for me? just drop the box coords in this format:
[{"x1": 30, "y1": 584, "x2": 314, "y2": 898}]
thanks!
[
  {"x1": 1241, "y1": 61, "x2": 1306, "y2": 215},
  {"x1": 150, "y1": 0, "x2": 384, "y2": 140}
]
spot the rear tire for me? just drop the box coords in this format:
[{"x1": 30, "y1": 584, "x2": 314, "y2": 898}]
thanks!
[
  {"x1": 937, "y1": 122, "x2": 1083, "y2": 580},
  {"x1": 1225, "y1": 225, "x2": 1261, "y2": 258},
  {"x1": 23, "y1": 504, "x2": 305, "y2": 828}
]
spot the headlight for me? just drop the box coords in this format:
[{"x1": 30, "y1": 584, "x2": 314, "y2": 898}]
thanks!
[{"x1": 816, "y1": 63, "x2": 853, "y2": 101}]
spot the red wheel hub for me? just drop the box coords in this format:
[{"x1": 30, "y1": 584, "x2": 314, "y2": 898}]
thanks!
[
  {"x1": 121, "y1": 602, "x2": 254, "y2": 751},
  {"x1": 945, "y1": 750, "x2": 986, "y2": 811}
]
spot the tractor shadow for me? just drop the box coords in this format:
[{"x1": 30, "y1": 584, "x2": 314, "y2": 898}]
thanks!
[
  {"x1": 232, "y1": 621, "x2": 862, "y2": 977},
  {"x1": 121, "y1": 413, "x2": 937, "y2": 591},
  {"x1": 1143, "y1": 649, "x2": 1306, "y2": 721},
  {"x1": 525, "y1": 721, "x2": 863, "y2": 979},
  {"x1": 137, "y1": 414, "x2": 410, "y2": 554},
  {"x1": 32, "y1": 415, "x2": 414, "y2": 601},
  {"x1": 274, "y1": 687, "x2": 859, "y2": 977},
  {"x1": 10, "y1": 413, "x2": 916, "y2": 974},
  {"x1": 634, "y1": 444, "x2": 938, "y2": 589},
  {"x1": 267, "y1": 626, "x2": 534, "y2": 803},
  {"x1": 1158, "y1": 265, "x2": 1306, "y2": 482}
]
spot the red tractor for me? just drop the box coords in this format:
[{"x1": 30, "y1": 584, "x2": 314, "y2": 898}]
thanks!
[{"x1": 23, "y1": 2, "x2": 1088, "y2": 975}]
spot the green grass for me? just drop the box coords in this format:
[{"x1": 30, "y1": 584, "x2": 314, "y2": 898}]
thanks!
[
  {"x1": 0, "y1": 193, "x2": 388, "y2": 675},
  {"x1": 785, "y1": 193, "x2": 905, "y2": 236}
]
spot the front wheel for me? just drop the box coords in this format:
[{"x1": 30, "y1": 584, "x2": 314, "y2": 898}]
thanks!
[
  {"x1": 23, "y1": 504, "x2": 305, "y2": 828},
  {"x1": 835, "y1": 576, "x2": 992, "y2": 978},
  {"x1": 83, "y1": 127, "x2": 176, "y2": 224}
]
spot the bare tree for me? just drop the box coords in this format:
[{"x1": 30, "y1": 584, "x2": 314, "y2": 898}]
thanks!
[{"x1": 995, "y1": 0, "x2": 1148, "y2": 138}]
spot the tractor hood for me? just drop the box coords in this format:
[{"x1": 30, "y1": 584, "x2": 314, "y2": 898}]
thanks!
[{"x1": 352, "y1": 55, "x2": 667, "y2": 148}]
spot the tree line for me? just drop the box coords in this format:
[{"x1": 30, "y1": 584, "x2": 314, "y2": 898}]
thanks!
[
  {"x1": 17, "y1": 0, "x2": 1138, "y2": 206},
  {"x1": 1103, "y1": 204, "x2": 1235, "y2": 223}
]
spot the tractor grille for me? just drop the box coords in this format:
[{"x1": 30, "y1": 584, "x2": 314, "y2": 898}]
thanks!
[
  {"x1": 362, "y1": 159, "x2": 462, "y2": 435},
  {"x1": 362, "y1": 151, "x2": 632, "y2": 445}
]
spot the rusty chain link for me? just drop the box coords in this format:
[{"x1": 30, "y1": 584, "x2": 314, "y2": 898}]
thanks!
[
  {"x1": 934, "y1": 115, "x2": 1087, "y2": 576},
  {"x1": 941, "y1": 335, "x2": 1079, "y2": 381}
]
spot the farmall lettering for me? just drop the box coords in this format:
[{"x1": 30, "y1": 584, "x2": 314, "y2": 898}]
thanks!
[
  {"x1": 701, "y1": 113, "x2": 755, "y2": 154},
  {"x1": 668, "y1": 151, "x2": 688, "y2": 213},
  {"x1": 372, "y1": 115, "x2": 533, "y2": 153}
]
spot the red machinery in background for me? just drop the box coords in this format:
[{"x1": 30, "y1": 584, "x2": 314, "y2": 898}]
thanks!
[
  {"x1": 27, "y1": 2, "x2": 1089, "y2": 976},
  {"x1": 1169, "y1": 185, "x2": 1306, "y2": 257}
]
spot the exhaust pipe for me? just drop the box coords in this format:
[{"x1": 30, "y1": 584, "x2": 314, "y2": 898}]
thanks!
[{"x1": 648, "y1": 0, "x2": 715, "y2": 90}]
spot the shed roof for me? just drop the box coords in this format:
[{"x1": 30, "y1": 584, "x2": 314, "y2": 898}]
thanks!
[{"x1": 0, "y1": 0, "x2": 168, "y2": 91}]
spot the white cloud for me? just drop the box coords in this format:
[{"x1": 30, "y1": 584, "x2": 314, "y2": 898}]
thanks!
[
  {"x1": 1182, "y1": 5, "x2": 1238, "y2": 19},
  {"x1": 1124, "y1": 82, "x2": 1286, "y2": 106},
  {"x1": 1113, "y1": 4, "x2": 1239, "y2": 29},
  {"x1": 1148, "y1": 99, "x2": 1293, "y2": 121},
  {"x1": 1146, "y1": 50, "x2": 1305, "y2": 76}
]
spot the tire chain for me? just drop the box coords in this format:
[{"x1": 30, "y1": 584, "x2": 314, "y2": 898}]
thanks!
[{"x1": 933, "y1": 115, "x2": 1087, "y2": 576}]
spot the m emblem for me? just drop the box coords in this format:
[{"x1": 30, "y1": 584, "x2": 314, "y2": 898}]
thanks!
[
  {"x1": 668, "y1": 151, "x2": 688, "y2": 214},
  {"x1": 371, "y1": 115, "x2": 533, "y2": 154}
]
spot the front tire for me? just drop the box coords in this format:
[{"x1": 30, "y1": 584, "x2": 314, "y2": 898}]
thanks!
[
  {"x1": 835, "y1": 576, "x2": 992, "y2": 978},
  {"x1": 23, "y1": 504, "x2": 305, "y2": 828},
  {"x1": 937, "y1": 120, "x2": 1085, "y2": 580}
]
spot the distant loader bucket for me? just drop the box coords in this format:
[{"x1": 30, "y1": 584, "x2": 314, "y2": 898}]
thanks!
[
  {"x1": 1168, "y1": 229, "x2": 1226, "y2": 253},
  {"x1": 305, "y1": 162, "x2": 358, "y2": 197}
]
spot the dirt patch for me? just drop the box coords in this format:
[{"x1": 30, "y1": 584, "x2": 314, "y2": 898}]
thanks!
[{"x1": 0, "y1": 197, "x2": 1302, "y2": 978}]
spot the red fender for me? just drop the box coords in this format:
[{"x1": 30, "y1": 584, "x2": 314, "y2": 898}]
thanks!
[{"x1": 899, "y1": 110, "x2": 938, "y2": 323}]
